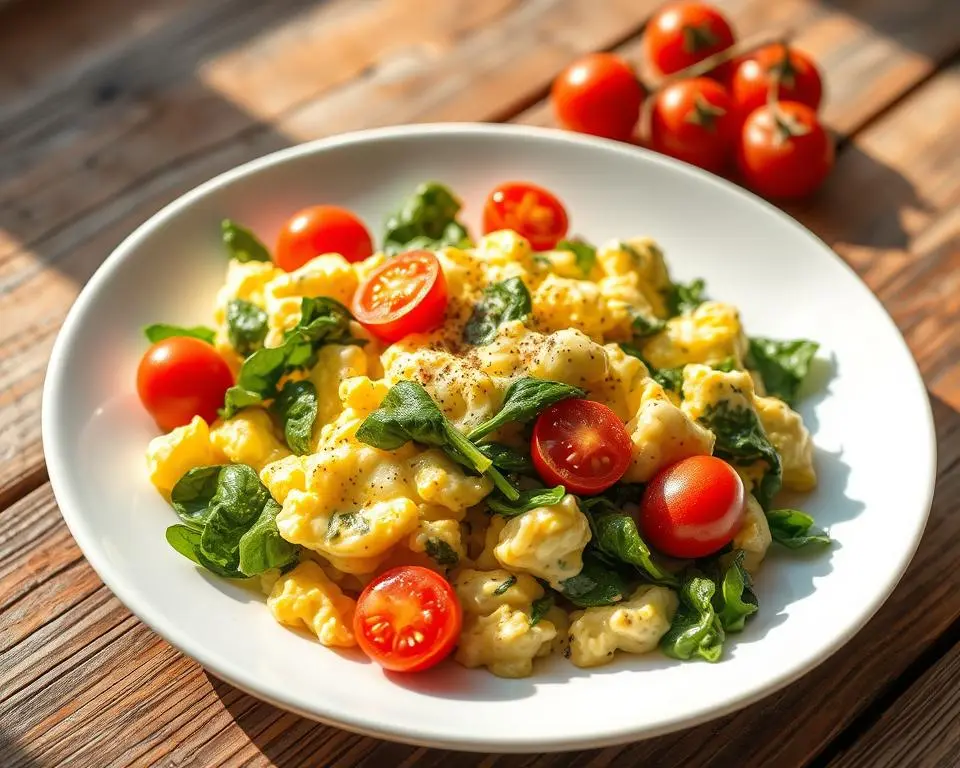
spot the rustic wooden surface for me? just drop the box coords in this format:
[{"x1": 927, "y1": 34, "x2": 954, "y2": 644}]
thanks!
[{"x1": 1, "y1": 0, "x2": 958, "y2": 765}]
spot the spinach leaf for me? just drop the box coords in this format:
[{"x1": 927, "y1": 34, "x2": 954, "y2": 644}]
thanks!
[
  {"x1": 165, "y1": 525, "x2": 244, "y2": 578},
  {"x1": 664, "y1": 277, "x2": 707, "y2": 317},
  {"x1": 383, "y1": 182, "x2": 471, "y2": 254},
  {"x1": 557, "y1": 238, "x2": 597, "y2": 276},
  {"x1": 325, "y1": 511, "x2": 370, "y2": 542},
  {"x1": 714, "y1": 550, "x2": 758, "y2": 632},
  {"x1": 238, "y1": 498, "x2": 298, "y2": 576},
  {"x1": 487, "y1": 485, "x2": 565, "y2": 517},
  {"x1": 271, "y1": 380, "x2": 318, "y2": 455},
  {"x1": 652, "y1": 366, "x2": 685, "y2": 392},
  {"x1": 477, "y1": 442, "x2": 534, "y2": 474},
  {"x1": 221, "y1": 219, "x2": 271, "y2": 262},
  {"x1": 424, "y1": 538, "x2": 460, "y2": 567},
  {"x1": 356, "y1": 380, "x2": 519, "y2": 500},
  {"x1": 712, "y1": 357, "x2": 738, "y2": 372},
  {"x1": 766, "y1": 508, "x2": 831, "y2": 549},
  {"x1": 493, "y1": 575, "x2": 517, "y2": 596},
  {"x1": 226, "y1": 299, "x2": 268, "y2": 357},
  {"x1": 559, "y1": 553, "x2": 627, "y2": 607},
  {"x1": 467, "y1": 378, "x2": 584, "y2": 441},
  {"x1": 144, "y1": 324, "x2": 216, "y2": 345},
  {"x1": 464, "y1": 277, "x2": 532, "y2": 345},
  {"x1": 221, "y1": 386, "x2": 265, "y2": 417},
  {"x1": 530, "y1": 593, "x2": 554, "y2": 626},
  {"x1": 200, "y1": 465, "x2": 274, "y2": 572},
  {"x1": 582, "y1": 501, "x2": 677, "y2": 587},
  {"x1": 660, "y1": 572, "x2": 724, "y2": 662},
  {"x1": 747, "y1": 337, "x2": 820, "y2": 405},
  {"x1": 698, "y1": 400, "x2": 782, "y2": 509},
  {"x1": 631, "y1": 313, "x2": 666, "y2": 339},
  {"x1": 170, "y1": 465, "x2": 225, "y2": 528}
]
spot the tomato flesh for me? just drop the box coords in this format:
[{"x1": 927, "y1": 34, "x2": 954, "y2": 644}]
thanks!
[
  {"x1": 137, "y1": 336, "x2": 234, "y2": 432},
  {"x1": 352, "y1": 250, "x2": 448, "y2": 342},
  {"x1": 275, "y1": 205, "x2": 373, "y2": 271},
  {"x1": 354, "y1": 566, "x2": 462, "y2": 673},
  {"x1": 482, "y1": 182, "x2": 569, "y2": 251},
  {"x1": 531, "y1": 399, "x2": 632, "y2": 495},
  {"x1": 639, "y1": 455, "x2": 745, "y2": 559}
]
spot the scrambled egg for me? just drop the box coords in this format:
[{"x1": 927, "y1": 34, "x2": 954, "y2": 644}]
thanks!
[{"x1": 147, "y1": 227, "x2": 820, "y2": 678}]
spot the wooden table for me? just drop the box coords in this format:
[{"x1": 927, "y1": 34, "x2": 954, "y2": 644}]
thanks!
[{"x1": 2, "y1": 0, "x2": 958, "y2": 765}]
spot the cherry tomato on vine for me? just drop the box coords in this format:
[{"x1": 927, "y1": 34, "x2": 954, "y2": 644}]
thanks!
[
  {"x1": 352, "y1": 250, "x2": 449, "y2": 342},
  {"x1": 531, "y1": 398, "x2": 632, "y2": 495},
  {"x1": 354, "y1": 566, "x2": 462, "y2": 673},
  {"x1": 551, "y1": 53, "x2": 645, "y2": 141},
  {"x1": 482, "y1": 182, "x2": 569, "y2": 251},
  {"x1": 638, "y1": 455, "x2": 745, "y2": 559},
  {"x1": 736, "y1": 100, "x2": 834, "y2": 199},
  {"x1": 274, "y1": 205, "x2": 373, "y2": 271},
  {"x1": 649, "y1": 77, "x2": 737, "y2": 173},
  {"x1": 729, "y1": 44, "x2": 823, "y2": 120},
  {"x1": 137, "y1": 337, "x2": 234, "y2": 432},
  {"x1": 643, "y1": 2, "x2": 736, "y2": 78}
]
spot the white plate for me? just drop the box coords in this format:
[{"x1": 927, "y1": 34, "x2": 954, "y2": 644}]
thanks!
[{"x1": 43, "y1": 123, "x2": 936, "y2": 752}]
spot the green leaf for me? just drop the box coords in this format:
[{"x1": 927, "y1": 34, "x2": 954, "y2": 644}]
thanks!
[
  {"x1": 383, "y1": 182, "x2": 472, "y2": 254},
  {"x1": 766, "y1": 508, "x2": 831, "y2": 549},
  {"x1": 424, "y1": 538, "x2": 460, "y2": 567},
  {"x1": 170, "y1": 465, "x2": 225, "y2": 529},
  {"x1": 238, "y1": 498, "x2": 299, "y2": 576},
  {"x1": 582, "y1": 501, "x2": 677, "y2": 586},
  {"x1": 487, "y1": 485, "x2": 565, "y2": 517},
  {"x1": 559, "y1": 554, "x2": 627, "y2": 607},
  {"x1": 476, "y1": 442, "x2": 534, "y2": 474},
  {"x1": 747, "y1": 337, "x2": 820, "y2": 406},
  {"x1": 325, "y1": 511, "x2": 370, "y2": 542},
  {"x1": 530, "y1": 593, "x2": 554, "y2": 626},
  {"x1": 652, "y1": 366, "x2": 685, "y2": 392},
  {"x1": 715, "y1": 551, "x2": 758, "y2": 632},
  {"x1": 165, "y1": 525, "x2": 245, "y2": 578},
  {"x1": 631, "y1": 313, "x2": 666, "y2": 339},
  {"x1": 492, "y1": 575, "x2": 517, "y2": 596},
  {"x1": 660, "y1": 573, "x2": 724, "y2": 662},
  {"x1": 467, "y1": 377, "x2": 584, "y2": 441},
  {"x1": 664, "y1": 277, "x2": 707, "y2": 317},
  {"x1": 464, "y1": 277, "x2": 533, "y2": 345},
  {"x1": 557, "y1": 238, "x2": 597, "y2": 276},
  {"x1": 226, "y1": 299, "x2": 268, "y2": 357},
  {"x1": 144, "y1": 324, "x2": 216, "y2": 345},
  {"x1": 221, "y1": 386, "x2": 264, "y2": 419},
  {"x1": 712, "y1": 357, "x2": 738, "y2": 372},
  {"x1": 698, "y1": 400, "x2": 782, "y2": 509},
  {"x1": 272, "y1": 380, "x2": 318, "y2": 455},
  {"x1": 221, "y1": 219, "x2": 271, "y2": 262}
]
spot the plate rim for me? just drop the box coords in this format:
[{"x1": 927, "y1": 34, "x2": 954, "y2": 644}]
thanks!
[{"x1": 41, "y1": 121, "x2": 937, "y2": 752}]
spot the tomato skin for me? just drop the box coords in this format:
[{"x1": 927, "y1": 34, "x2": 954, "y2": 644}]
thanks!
[
  {"x1": 650, "y1": 77, "x2": 737, "y2": 174},
  {"x1": 352, "y1": 250, "x2": 449, "y2": 342},
  {"x1": 354, "y1": 566, "x2": 462, "y2": 673},
  {"x1": 531, "y1": 399, "x2": 633, "y2": 495},
  {"x1": 639, "y1": 455, "x2": 745, "y2": 559},
  {"x1": 643, "y1": 2, "x2": 736, "y2": 78},
  {"x1": 137, "y1": 337, "x2": 234, "y2": 432},
  {"x1": 482, "y1": 182, "x2": 569, "y2": 251},
  {"x1": 552, "y1": 53, "x2": 644, "y2": 141},
  {"x1": 274, "y1": 205, "x2": 373, "y2": 271},
  {"x1": 736, "y1": 101, "x2": 834, "y2": 199},
  {"x1": 729, "y1": 44, "x2": 823, "y2": 120}
]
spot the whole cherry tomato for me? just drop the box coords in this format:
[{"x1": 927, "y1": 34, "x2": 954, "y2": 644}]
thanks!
[
  {"x1": 729, "y1": 44, "x2": 823, "y2": 120},
  {"x1": 482, "y1": 182, "x2": 569, "y2": 251},
  {"x1": 275, "y1": 205, "x2": 373, "y2": 271},
  {"x1": 643, "y1": 2, "x2": 736, "y2": 78},
  {"x1": 649, "y1": 77, "x2": 737, "y2": 173},
  {"x1": 552, "y1": 53, "x2": 645, "y2": 141}
]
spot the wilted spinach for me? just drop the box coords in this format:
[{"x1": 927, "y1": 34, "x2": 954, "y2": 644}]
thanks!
[
  {"x1": 271, "y1": 380, "x2": 318, "y2": 455},
  {"x1": 660, "y1": 572, "x2": 724, "y2": 662},
  {"x1": 487, "y1": 485, "x2": 565, "y2": 517},
  {"x1": 226, "y1": 298, "x2": 268, "y2": 357},
  {"x1": 558, "y1": 553, "x2": 628, "y2": 608},
  {"x1": 664, "y1": 277, "x2": 707, "y2": 317},
  {"x1": 747, "y1": 337, "x2": 820, "y2": 405},
  {"x1": 463, "y1": 277, "x2": 532, "y2": 345},
  {"x1": 529, "y1": 593, "x2": 554, "y2": 626},
  {"x1": 557, "y1": 238, "x2": 597, "y2": 276},
  {"x1": 467, "y1": 377, "x2": 584, "y2": 441},
  {"x1": 144, "y1": 324, "x2": 216, "y2": 345},
  {"x1": 221, "y1": 219, "x2": 271, "y2": 262},
  {"x1": 383, "y1": 182, "x2": 471, "y2": 254},
  {"x1": 766, "y1": 508, "x2": 831, "y2": 549},
  {"x1": 424, "y1": 538, "x2": 460, "y2": 567},
  {"x1": 476, "y1": 442, "x2": 534, "y2": 474}
]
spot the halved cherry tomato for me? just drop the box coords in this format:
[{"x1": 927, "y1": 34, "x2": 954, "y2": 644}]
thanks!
[
  {"x1": 643, "y1": 2, "x2": 736, "y2": 79},
  {"x1": 531, "y1": 399, "x2": 632, "y2": 495},
  {"x1": 275, "y1": 205, "x2": 373, "y2": 271},
  {"x1": 354, "y1": 566, "x2": 462, "y2": 673},
  {"x1": 638, "y1": 455, "x2": 745, "y2": 559},
  {"x1": 352, "y1": 250, "x2": 448, "y2": 342},
  {"x1": 551, "y1": 53, "x2": 645, "y2": 141},
  {"x1": 137, "y1": 336, "x2": 234, "y2": 432},
  {"x1": 729, "y1": 44, "x2": 823, "y2": 121},
  {"x1": 649, "y1": 77, "x2": 737, "y2": 174},
  {"x1": 482, "y1": 182, "x2": 569, "y2": 251},
  {"x1": 736, "y1": 101, "x2": 834, "y2": 199}
]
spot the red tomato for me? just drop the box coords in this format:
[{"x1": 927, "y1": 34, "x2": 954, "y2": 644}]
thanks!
[
  {"x1": 352, "y1": 250, "x2": 448, "y2": 342},
  {"x1": 649, "y1": 77, "x2": 737, "y2": 173},
  {"x1": 551, "y1": 53, "x2": 644, "y2": 141},
  {"x1": 354, "y1": 566, "x2": 462, "y2": 673},
  {"x1": 137, "y1": 337, "x2": 234, "y2": 432},
  {"x1": 531, "y1": 399, "x2": 632, "y2": 495},
  {"x1": 729, "y1": 44, "x2": 823, "y2": 120},
  {"x1": 274, "y1": 205, "x2": 373, "y2": 271},
  {"x1": 736, "y1": 101, "x2": 834, "y2": 199},
  {"x1": 482, "y1": 182, "x2": 569, "y2": 251},
  {"x1": 639, "y1": 455, "x2": 745, "y2": 559},
  {"x1": 643, "y1": 2, "x2": 736, "y2": 78}
]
